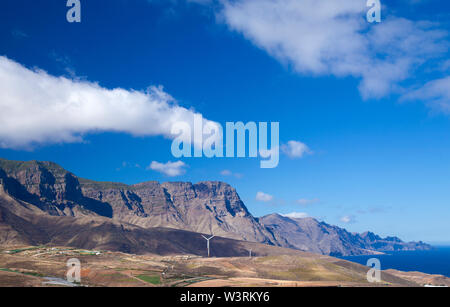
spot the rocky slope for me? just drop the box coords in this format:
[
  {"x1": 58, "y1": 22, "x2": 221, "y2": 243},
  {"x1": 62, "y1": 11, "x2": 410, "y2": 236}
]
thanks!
[
  {"x1": 0, "y1": 158, "x2": 432, "y2": 256},
  {"x1": 0, "y1": 186, "x2": 291, "y2": 257},
  {"x1": 259, "y1": 213, "x2": 431, "y2": 256},
  {"x1": 0, "y1": 158, "x2": 274, "y2": 244},
  {"x1": 81, "y1": 179, "x2": 275, "y2": 243}
]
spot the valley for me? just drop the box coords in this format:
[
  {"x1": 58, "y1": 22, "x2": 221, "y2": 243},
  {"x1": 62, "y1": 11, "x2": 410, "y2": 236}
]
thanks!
[{"x1": 1, "y1": 245, "x2": 448, "y2": 287}]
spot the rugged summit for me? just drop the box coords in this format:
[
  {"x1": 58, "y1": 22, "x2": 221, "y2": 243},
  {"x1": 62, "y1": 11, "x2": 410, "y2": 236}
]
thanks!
[
  {"x1": 0, "y1": 159, "x2": 112, "y2": 217},
  {"x1": 81, "y1": 179, "x2": 274, "y2": 243},
  {"x1": 259, "y1": 214, "x2": 431, "y2": 256},
  {"x1": 0, "y1": 158, "x2": 274, "y2": 244},
  {"x1": 0, "y1": 158, "x2": 432, "y2": 256}
]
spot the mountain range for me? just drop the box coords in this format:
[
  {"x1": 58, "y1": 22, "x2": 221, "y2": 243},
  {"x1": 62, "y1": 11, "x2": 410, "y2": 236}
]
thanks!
[{"x1": 0, "y1": 158, "x2": 431, "y2": 256}]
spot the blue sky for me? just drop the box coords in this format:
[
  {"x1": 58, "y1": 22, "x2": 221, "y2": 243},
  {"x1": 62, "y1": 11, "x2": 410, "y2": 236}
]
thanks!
[{"x1": 1, "y1": 0, "x2": 450, "y2": 244}]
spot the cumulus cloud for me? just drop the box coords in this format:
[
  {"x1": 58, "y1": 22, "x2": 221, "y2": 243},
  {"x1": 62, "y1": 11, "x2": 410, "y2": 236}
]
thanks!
[
  {"x1": 282, "y1": 212, "x2": 309, "y2": 219},
  {"x1": 340, "y1": 215, "x2": 356, "y2": 224},
  {"x1": 0, "y1": 56, "x2": 218, "y2": 149},
  {"x1": 147, "y1": 160, "x2": 187, "y2": 177},
  {"x1": 255, "y1": 191, "x2": 273, "y2": 202},
  {"x1": 296, "y1": 198, "x2": 320, "y2": 206},
  {"x1": 219, "y1": 0, "x2": 448, "y2": 99},
  {"x1": 281, "y1": 141, "x2": 311, "y2": 159}
]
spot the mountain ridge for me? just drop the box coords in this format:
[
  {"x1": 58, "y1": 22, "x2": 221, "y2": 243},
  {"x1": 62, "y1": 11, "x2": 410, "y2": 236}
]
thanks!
[
  {"x1": 259, "y1": 213, "x2": 430, "y2": 256},
  {"x1": 0, "y1": 158, "x2": 431, "y2": 256}
]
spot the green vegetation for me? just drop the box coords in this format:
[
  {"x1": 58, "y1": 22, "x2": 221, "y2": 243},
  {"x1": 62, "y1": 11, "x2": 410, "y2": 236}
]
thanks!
[
  {"x1": 0, "y1": 268, "x2": 14, "y2": 272},
  {"x1": 115, "y1": 268, "x2": 131, "y2": 271},
  {"x1": 136, "y1": 274, "x2": 161, "y2": 285},
  {"x1": 78, "y1": 178, "x2": 131, "y2": 190},
  {"x1": 5, "y1": 246, "x2": 44, "y2": 254},
  {"x1": 24, "y1": 271, "x2": 45, "y2": 277},
  {"x1": 170, "y1": 276, "x2": 216, "y2": 287},
  {"x1": 0, "y1": 159, "x2": 37, "y2": 172},
  {"x1": 117, "y1": 278, "x2": 140, "y2": 283},
  {"x1": 0, "y1": 268, "x2": 44, "y2": 277},
  {"x1": 78, "y1": 178, "x2": 159, "y2": 190},
  {"x1": 39, "y1": 161, "x2": 68, "y2": 176},
  {"x1": 0, "y1": 159, "x2": 67, "y2": 176}
]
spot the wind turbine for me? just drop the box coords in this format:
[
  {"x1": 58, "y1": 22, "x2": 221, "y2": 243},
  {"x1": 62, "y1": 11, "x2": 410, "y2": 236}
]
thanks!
[{"x1": 201, "y1": 235, "x2": 215, "y2": 257}]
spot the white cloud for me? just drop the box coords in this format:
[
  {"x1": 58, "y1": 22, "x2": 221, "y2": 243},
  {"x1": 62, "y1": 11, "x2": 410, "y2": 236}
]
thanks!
[
  {"x1": 116, "y1": 161, "x2": 141, "y2": 171},
  {"x1": 220, "y1": 169, "x2": 243, "y2": 178},
  {"x1": 147, "y1": 160, "x2": 187, "y2": 177},
  {"x1": 0, "y1": 56, "x2": 218, "y2": 149},
  {"x1": 282, "y1": 212, "x2": 309, "y2": 219},
  {"x1": 281, "y1": 141, "x2": 311, "y2": 158},
  {"x1": 219, "y1": 0, "x2": 448, "y2": 99},
  {"x1": 296, "y1": 198, "x2": 320, "y2": 206},
  {"x1": 340, "y1": 215, "x2": 356, "y2": 224},
  {"x1": 256, "y1": 191, "x2": 273, "y2": 202},
  {"x1": 402, "y1": 76, "x2": 450, "y2": 113}
]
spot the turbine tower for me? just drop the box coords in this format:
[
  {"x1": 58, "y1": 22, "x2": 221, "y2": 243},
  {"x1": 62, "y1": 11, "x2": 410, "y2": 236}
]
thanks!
[{"x1": 201, "y1": 235, "x2": 215, "y2": 257}]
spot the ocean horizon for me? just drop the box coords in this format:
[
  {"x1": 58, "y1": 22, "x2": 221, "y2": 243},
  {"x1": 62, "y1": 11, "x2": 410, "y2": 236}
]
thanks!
[{"x1": 340, "y1": 246, "x2": 450, "y2": 278}]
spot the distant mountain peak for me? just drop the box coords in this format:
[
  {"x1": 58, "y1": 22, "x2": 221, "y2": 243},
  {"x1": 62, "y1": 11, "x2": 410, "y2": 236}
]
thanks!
[{"x1": 260, "y1": 213, "x2": 431, "y2": 256}]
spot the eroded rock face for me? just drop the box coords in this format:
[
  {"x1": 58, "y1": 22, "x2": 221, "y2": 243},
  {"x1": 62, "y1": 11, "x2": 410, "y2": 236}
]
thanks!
[
  {"x1": 0, "y1": 158, "x2": 272, "y2": 243},
  {"x1": 81, "y1": 179, "x2": 274, "y2": 243},
  {"x1": 0, "y1": 160, "x2": 112, "y2": 217},
  {"x1": 259, "y1": 213, "x2": 432, "y2": 256},
  {"x1": 159, "y1": 181, "x2": 273, "y2": 243},
  {"x1": 0, "y1": 158, "x2": 432, "y2": 255}
]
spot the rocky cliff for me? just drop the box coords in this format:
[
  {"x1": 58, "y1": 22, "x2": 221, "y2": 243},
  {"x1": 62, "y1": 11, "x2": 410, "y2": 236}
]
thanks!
[
  {"x1": 0, "y1": 158, "x2": 274, "y2": 244},
  {"x1": 0, "y1": 158, "x2": 432, "y2": 256},
  {"x1": 260, "y1": 213, "x2": 431, "y2": 256},
  {"x1": 81, "y1": 179, "x2": 275, "y2": 243}
]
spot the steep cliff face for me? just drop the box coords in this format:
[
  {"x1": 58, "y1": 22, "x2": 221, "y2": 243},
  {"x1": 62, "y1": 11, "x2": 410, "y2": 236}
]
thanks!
[
  {"x1": 0, "y1": 158, "x2": 432, "y2": 256},
  {"x1": 259, "y1": 214, "x2": 367, "y2": 256},
  {"x1": 159, "y1": 181, "x2": 273, "y2": 243},
  {"x1": 260, "y1": 214, "x2": 431, "y2": 256},
  {"x1": 0, "y1": 188, "x2": 279, "y2": 257},
  {"x1": 80, "y1": 179, "x2": 274, "y2": 243},
  {"x1": 0, "y1": 159, "x2": 112, "y2": 218},
  {"x1": 79, "y1": 180, "x2": 179, "y2": 223},
  {"x1": 0, "y1": 159, "x2": 272, "y2": 243}
]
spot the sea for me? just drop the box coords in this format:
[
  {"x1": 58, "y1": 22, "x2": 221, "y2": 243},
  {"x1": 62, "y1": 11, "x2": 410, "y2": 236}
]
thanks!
[{"x1": 339, "y1": 246, "x2": 450, "y2": 278}]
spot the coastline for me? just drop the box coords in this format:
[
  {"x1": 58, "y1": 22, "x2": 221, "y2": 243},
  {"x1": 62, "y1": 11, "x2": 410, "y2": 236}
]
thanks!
[{"x1": 339, "y1": 246, "x2": 450, "y2": 278}]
